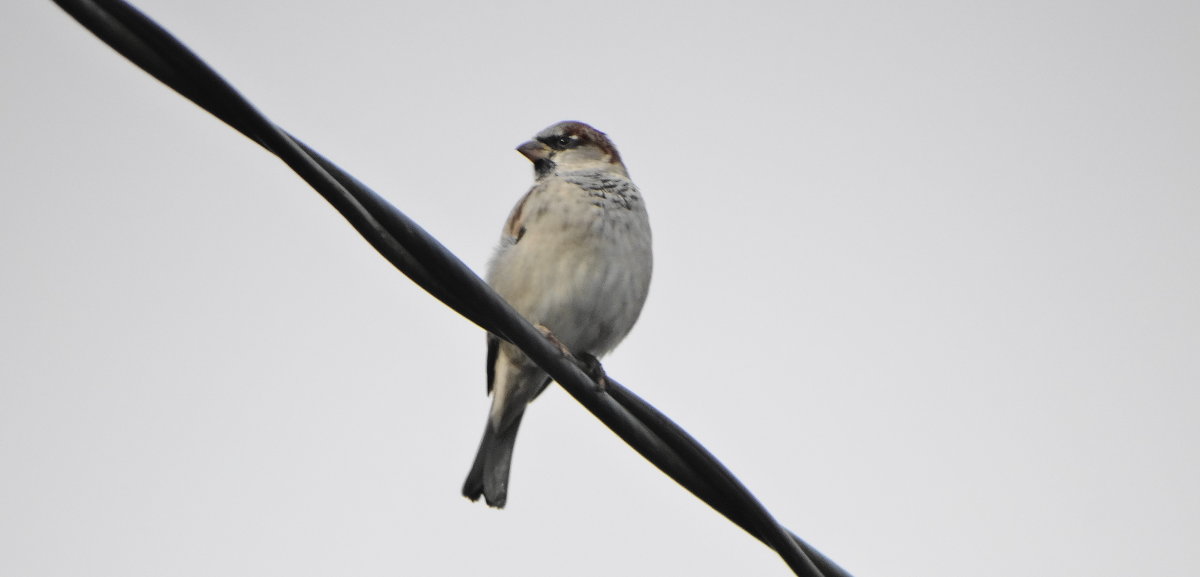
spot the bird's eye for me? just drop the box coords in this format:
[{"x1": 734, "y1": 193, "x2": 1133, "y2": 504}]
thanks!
[{"x1": 554, "y1": 135, "x2": 573, "y2": 148}]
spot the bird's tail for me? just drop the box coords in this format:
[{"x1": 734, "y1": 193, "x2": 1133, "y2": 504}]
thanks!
[{"x1": 462, "y1": 411, "x2": 525, "y2": 509}]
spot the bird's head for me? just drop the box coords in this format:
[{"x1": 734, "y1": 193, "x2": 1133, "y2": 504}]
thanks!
[{"x1": 517, "y1": 121, "x2": 627, "y2": 178}]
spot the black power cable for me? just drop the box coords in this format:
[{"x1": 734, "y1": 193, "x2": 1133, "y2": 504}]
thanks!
[{"x1": 49, "y1": 2, "x2": 854, "y2": 575}]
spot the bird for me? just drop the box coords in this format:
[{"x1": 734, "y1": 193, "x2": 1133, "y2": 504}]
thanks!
[{"x1": 462, "y1": 121, "x2": 653, "y2": 508}]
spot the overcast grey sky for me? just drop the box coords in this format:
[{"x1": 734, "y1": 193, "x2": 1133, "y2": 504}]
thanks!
[{"x1": 2, "y1": 1, "x2": 1198, "y2": 575}]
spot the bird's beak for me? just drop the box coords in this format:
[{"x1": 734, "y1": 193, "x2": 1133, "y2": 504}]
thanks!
[{"x1": 517, "y1": 140, "x2": 551, "y2": 163}]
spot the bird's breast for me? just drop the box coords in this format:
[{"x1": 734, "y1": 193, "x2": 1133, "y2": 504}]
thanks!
[{"x1": 486, "y1": 174, "x2": 652, "y2": 357}]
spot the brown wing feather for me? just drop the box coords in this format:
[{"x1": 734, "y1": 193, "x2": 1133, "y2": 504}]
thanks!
[{"x1": 504, "y1": 188, "x2": 535, "y2": 243}]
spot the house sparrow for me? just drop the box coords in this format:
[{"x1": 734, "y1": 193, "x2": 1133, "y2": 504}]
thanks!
[{"x1": 462, "y1": 121, "x2": 653, "y2": 508}]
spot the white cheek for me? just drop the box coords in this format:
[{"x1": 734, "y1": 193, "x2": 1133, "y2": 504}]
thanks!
[{"x1": 555, "y1": 147, "x2": 611, "y2": 171}]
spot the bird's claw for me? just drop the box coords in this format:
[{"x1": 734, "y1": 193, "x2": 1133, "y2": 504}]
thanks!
[
  {"x1": 577, "y1": 352, "x2": 608, "y2": 392},
  {"x1": 533, "y1": 325, "x2": 607, "y2": 392},
  {"x1": 535, "y1": 324, "x2": 572, "y2": 357}
]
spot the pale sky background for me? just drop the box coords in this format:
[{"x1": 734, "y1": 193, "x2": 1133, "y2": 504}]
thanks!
[{"x1": 2, "y1": 1, "x2": 1197, "y2": 575}]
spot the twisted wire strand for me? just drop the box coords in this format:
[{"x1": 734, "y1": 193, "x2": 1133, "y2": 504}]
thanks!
[{"x1": 49, "y1": 2, "x2": 853, "y2": 575}]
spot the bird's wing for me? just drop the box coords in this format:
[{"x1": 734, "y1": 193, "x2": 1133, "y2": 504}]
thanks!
[
  {"x1": 502, "y1": 185, "x2": 539, "y2": 246},
  {"x1": 485, "y1": 334, "x2": 499, "y2": 394}
]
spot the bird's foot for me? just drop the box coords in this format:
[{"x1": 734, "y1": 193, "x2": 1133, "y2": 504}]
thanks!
[
  {"x1": 534, "y1": 324, "x2": 572, "y2": 357},
  {"x1": 577, "y1": 352, "x2": 608, "y2": 392}
]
